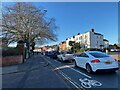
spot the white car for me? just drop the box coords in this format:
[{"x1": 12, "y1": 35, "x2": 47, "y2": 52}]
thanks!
[
  {"x1": 110, "y1": 49, "x2": 119, "y2": 52},
  {"x1": 57, "y1": 51, "x2": 74, "y2": 62},
  {"x1": 74, "y1": 51, "x2": 119, "y2": 73}
]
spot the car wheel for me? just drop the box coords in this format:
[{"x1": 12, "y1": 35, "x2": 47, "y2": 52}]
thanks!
[
  {"x1": 61, "y1": 58, "x2": 64, "y2": 62},
  {"x1": 57, "y1": 57, "x2": 59, "y2": 60},
  {"x1": 69, "y1": 60, "x2": 73, "y2": 63},
  {"x1": 74, "y1": 61, "x2": 77, "y2": 67},
  {"x1": 86, "y1": 64, "x2": 93, "y2": 74},
  {"x1": 111, "y1": 70, "x2": 116, "y2": 73}
]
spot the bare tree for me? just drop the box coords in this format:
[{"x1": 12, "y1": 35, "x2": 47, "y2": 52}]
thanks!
[
  {"x1": 2, "y1": 3, "x2": 58, "y2": 44},
  {"x1": 1, "y1": 2, "x2": 58, "y2": 56}
]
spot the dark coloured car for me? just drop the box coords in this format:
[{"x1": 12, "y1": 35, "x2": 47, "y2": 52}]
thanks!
[{"x1": 49, "y1": 51, "x2": 60, "y2": 59}]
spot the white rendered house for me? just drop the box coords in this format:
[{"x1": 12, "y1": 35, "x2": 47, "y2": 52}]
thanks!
[{"x1": 66, "y1": 28, "x2": 109, "y2": 49}]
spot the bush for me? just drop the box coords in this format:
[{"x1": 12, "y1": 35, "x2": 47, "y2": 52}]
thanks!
[
  {"x1": 88, "y1": 48, "x2": 102, "y2": 51},
  {"x1": 77, "y1": 48, "x2": 87, "y2": 53},
  {"x1": 2, "y1": 47, "x2": 21, "y2": 57}
]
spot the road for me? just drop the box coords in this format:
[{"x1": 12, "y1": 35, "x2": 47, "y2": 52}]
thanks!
[{"x1": 44, "y1": 55, "x2": 120, "y2": 90}]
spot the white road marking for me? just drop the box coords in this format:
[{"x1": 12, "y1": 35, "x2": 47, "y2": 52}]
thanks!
[
  {"x1": 53, "y1": 65, "x2": 75, "y2": 70},
  {"x1": 44, "y1": 57, "x2": 81, "y2": 89},
  {"x1": 54, "y1": 60, "x2": 57, "y2": 62},
  {"x1": 57, "y1": 61, "x2": 61, "y2": 63},
  {"x1": 54, "y1": 60, "x2": 92, "y2": 78},
  {"x1": 54, "y1": 60, "x2": 61, "y2": 63},
  {"x1": 41, "y1": 57, "x2": 80, "y2": 88},
  {"x1": 79, "y1": 78, "x2": 102, "y2": 88},
  {"x1": 70, "y1": 68, "x2": 92, "y2": 79},
  {"x1": 46, "y1": 56, "x2": 103, "y2": 89},
  {"x1": 59, "y1": 70, "x2": 82, "y2": 89},
  {"x1": 56, "y1": 60, "x2": 61, "y2": 63}
]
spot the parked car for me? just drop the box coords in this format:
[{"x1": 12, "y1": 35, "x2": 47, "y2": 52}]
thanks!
[
  {"x1": 74, "y1": 51, "x2": 119, "y2": 73},
  {"x1": 44, "y1": 51, "x2": 60, "y2": 59},
  {"x1": 49, "y1": 51, "x2": 60, "y2": 59},
  {"x1": 45, "y1": 51, "x2": 52, "y2": 56},
  {"x1": 57, "y1": 51, "x2": 74, "y2": 62},
  {"x1": 110, "y1": 49, "x2": 118, "y2": 52}
]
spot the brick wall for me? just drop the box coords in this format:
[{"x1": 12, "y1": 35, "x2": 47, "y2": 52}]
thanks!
[{"x1": 0, "y1": 55, "x2": 23, "y2": 67}]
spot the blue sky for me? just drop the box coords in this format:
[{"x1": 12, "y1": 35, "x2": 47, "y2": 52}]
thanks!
[
  {"x1": 33, "y1": 2, "x2": 118, "y2": 46},
  {"x1": 3, "y1": 2, "x2": 118, "y2": 47}
]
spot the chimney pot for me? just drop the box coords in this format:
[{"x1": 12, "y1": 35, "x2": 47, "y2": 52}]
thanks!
[{"x1": 90, "y1": 28, "x2": 94, "y2": 32}]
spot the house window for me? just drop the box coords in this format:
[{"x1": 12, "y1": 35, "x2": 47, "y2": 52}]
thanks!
[
  {"x1": 97, "y1": 41, "x2": 98, "y2": 44},
  {"x1": 85, "y1": 35, "x2": 87, "y2": 39},
  {"x1": 85, "y1": 40, "x2": 87, "y2": 44},
  {"x1": 81, "y1": 36, "x2": 82, "y2": 39},
  {"x1": 76, "y1": 37, "x2": 78, "y2": 40}
]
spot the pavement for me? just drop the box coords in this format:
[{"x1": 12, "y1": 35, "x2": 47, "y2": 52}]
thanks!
[
  {"x1": 1, "y1": 54, "x2": 49, "y2": 75},
  {"x1": 2, "y1": 54, "x2": 75, "y2": 89}
]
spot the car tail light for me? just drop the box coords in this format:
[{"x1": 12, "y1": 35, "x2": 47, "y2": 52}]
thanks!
[{"x1": 91, "y1": 59, "x2": 100, "y2": 63}]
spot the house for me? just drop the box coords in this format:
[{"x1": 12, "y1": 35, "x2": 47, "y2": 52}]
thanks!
[
  {"x1": 103, "y1": 39, "x2": 109, "y2": 48},
  {"x1": 34, "y1": 44, "x2": 59, "y2": 52},
  {"x1": 59, "y1": 41, "x2": 67, "y2": 51},
  {"x1": 66, "y1": 28, "x2": 109, "y2": 49}
]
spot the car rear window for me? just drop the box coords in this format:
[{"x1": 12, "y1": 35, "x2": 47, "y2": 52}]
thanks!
[{"x1": 89, "y1": 52, "x2": 109, "y2": 58}]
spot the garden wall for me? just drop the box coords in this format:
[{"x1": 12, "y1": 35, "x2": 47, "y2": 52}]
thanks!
[{"x1": 0, "y1": 55, "x2": 23, "y2": 67}]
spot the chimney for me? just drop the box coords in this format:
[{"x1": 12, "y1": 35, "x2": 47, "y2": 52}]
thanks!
[{"x1": 90, "y1": 28, "x2": 94, "y2": 32}]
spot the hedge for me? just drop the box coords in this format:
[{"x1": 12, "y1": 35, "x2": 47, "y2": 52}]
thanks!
[{"x1": 2, "y1": 47, "x2": 21, "y2": 57}]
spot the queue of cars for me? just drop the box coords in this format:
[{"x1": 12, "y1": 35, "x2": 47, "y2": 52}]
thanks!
[
  {"x1": 43, "y1": 50, "x2": 119, "y2": 73},
  {"x1": 45, "y1": 51, "x2": 60, "y2": 59},
  {"x1": 44, "y1": 51, "x2": 75, "y2": 61}
]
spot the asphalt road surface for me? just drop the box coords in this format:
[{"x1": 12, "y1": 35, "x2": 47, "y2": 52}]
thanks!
[{"x1": 45, "y1": 55, "x2": 120, "y2": 90}]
